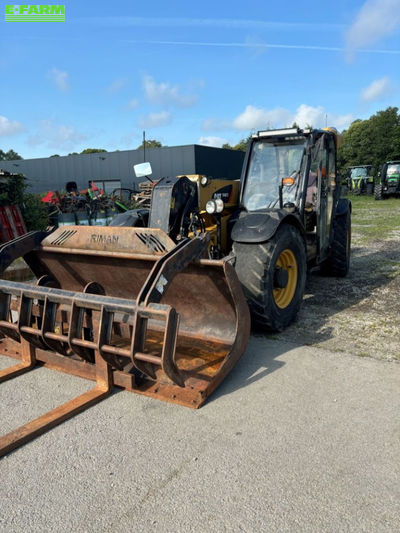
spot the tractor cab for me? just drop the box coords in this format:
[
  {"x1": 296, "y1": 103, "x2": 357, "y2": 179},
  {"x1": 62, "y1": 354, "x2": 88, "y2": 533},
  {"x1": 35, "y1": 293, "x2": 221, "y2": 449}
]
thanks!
[
  {"x1": 236, "y1": 127, "x2": 341, "y2": 265},
  {"x1": 346, "y1": 165, "x2": 374, "y2": 195}
]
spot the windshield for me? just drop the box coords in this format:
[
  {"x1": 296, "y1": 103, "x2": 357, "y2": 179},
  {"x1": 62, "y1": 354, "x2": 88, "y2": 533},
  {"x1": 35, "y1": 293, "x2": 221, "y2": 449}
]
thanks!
[
  {"x1": 242, "y1": 138, "x2": 306, "y2": 211},
  {"x1": 387, "y1": 164, "x2": 400, "y2": 176},
  {"x1": 350, "y1": 167, "x2": 368, "y2": 178}
]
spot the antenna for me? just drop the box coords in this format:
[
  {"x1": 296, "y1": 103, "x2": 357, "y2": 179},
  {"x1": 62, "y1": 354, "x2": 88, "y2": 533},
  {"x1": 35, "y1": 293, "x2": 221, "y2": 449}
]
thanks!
[
  {"x1": 325, "y1": 114, "x2": 328, "y2": 127},
  {"x1": 143, "y1": 130, "x2": 146, "y2": 162}
]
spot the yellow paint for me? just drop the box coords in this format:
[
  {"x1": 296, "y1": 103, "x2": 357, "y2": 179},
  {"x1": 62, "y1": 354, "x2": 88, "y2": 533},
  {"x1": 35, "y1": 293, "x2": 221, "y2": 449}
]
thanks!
[{"x1": 273, "y1": 249, "x2": 298, "y2": 309}]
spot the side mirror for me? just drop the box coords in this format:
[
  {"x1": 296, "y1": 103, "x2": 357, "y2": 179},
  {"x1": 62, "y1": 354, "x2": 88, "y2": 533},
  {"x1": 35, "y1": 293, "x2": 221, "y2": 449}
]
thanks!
[{"x1": 134, "y1": 162, "x2": 152, "y2": 178}]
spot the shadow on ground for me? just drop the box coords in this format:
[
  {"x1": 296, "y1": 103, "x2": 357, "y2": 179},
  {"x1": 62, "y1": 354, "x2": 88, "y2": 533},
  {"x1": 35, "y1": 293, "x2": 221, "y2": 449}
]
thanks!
[{"x1": 213, "y1": 242, "x2": 400, "y2": 402}]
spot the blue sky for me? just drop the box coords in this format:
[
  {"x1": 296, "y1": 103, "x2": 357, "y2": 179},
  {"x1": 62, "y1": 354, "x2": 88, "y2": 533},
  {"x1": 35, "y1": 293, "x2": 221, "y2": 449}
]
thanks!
[{"x1": 1, "y1": 0, "x2": 400, "y2": 158}]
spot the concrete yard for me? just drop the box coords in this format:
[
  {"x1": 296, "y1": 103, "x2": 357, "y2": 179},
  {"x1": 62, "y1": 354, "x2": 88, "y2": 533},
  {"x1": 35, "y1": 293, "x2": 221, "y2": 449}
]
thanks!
[{"x1": 0, "y1": 337, "x2": 399, "y2": 532}]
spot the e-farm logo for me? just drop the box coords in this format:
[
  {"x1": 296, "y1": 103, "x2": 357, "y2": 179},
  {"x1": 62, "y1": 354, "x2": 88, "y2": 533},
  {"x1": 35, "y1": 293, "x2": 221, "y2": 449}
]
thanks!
[{"x1": 4, "y1": 5, "x2": 65, "y2": 22}]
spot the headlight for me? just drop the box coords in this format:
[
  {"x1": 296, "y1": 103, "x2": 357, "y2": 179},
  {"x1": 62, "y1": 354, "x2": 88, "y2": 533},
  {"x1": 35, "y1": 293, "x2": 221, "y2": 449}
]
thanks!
[
  {"x1": 206, "y1": 199, "x2": 224, "y2": 214},
  {"x1": 201, "y1": 176, "x2": 209, "y2": 187}
]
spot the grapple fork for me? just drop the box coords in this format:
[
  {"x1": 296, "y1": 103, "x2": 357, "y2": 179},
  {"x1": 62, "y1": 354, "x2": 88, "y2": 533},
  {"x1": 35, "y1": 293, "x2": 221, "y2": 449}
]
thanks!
[{"x1": 0, "y1": 227, "x2": 250, "y2": 456}]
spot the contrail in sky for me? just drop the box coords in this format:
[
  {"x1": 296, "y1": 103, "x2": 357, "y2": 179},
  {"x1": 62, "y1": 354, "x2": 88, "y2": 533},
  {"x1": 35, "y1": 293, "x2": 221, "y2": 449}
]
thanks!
[{"x1": 124, "y1": 39, "x2": 400, "y2": 55}]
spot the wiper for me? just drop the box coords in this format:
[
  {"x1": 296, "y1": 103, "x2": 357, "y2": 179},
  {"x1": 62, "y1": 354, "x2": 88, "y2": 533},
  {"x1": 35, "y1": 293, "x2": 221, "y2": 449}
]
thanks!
[{"x1": 266, "y1": 198, "x2": 279, "y2": 209}]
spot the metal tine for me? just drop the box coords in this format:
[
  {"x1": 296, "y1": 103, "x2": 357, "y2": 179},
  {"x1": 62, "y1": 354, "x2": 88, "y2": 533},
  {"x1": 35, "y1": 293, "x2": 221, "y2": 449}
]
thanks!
[
  {"x1": 0, "y1": 348, "x2": 112, "y2": 458},
  {"x1": 0, "y1": 341, "x2": 36, "y2": 384},
  {"x1": 98, "y1": 305, "x2": 125, "y2": 370},
  {"x1": 68, "y1": 301, "x2": 95, "y2": 362},
  {"x1": 0, "y1": 291, "x2": 19, "y2": 341},
  {"x1": 0, "y1": 289, "x2": 35, "y2": 382},
  {"x1": 160, "y1": 308, "x2": 183, "y2": 387},
  {"x1": 41, "y1": 297, "x2": 70, "y2": 355},
  {"x1": 130, "y1": 311, "x2": 157, "y2": 380},
  {"x1": 18, "y1": 292, "x2": 49, "y2": 351}
]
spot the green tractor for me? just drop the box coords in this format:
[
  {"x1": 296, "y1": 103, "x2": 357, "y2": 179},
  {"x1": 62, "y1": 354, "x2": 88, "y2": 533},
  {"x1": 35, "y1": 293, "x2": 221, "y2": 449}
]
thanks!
[
  {"x1": 375, "y1": 161, "x2": 400, "y2": 200},
  {"x1": 346, "y1": 165, "x2": 375, "y2": 195}
]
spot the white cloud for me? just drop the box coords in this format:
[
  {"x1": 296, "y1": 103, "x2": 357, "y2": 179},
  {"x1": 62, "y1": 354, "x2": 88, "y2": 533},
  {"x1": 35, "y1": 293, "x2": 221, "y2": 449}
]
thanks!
[
  {"x1": 127, "y1": 98, "x2": 139, "y2": 109},
  {"x1": 28, "y1": 120, "x2": 86, "y2": 149},
  {"x1": 360, "y1": 76, "x2": 393, "y2": 101},
  {"x1": 47, "y1": 67, "x2": 69, "y2": 91},
  {"x1": 143, "y1": 74, "x2": 198, "y2": 107},
  {"x1": 294, "y1": 104, "x2": 354, "y2": 130},
  {"x1": 232, "y1": 104, "x2": 353, "y2": 132},
  {"x1": 0, "y1": 115, "x2": 25, "y2": 137},
  {"x1": 198, "y1": 136, "x2": 228, "y2": 148},
  {"x1": 107, "y1": 78, "x2": 126, "y2": 93},
  {"x1": 233, "y1": 105, "x2": 292, "y2": 130},
  {"x1": 137, "y1": 111, "x2": 172, "y2": 128},
  {"x1": 346, "y1": 0, "x2": 400, "y2": 52}
]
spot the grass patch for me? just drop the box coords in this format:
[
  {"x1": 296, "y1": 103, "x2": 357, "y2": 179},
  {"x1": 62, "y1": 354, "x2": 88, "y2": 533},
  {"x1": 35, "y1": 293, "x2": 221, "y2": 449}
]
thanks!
[{"x1": 348, "y1": 195, "x2": 400, "y2": 242}]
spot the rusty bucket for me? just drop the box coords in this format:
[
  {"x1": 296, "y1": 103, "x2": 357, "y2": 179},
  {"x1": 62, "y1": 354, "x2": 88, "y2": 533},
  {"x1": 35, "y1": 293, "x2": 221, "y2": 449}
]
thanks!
[{"x1": 0, "y1": 227, "x2": 250, "y2": 455}]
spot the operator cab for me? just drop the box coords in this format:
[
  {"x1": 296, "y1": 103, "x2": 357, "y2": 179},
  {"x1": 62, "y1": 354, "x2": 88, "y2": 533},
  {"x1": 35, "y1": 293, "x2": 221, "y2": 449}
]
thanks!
[{"x1": 239, "y1": 127, "x2": 340, "y2": 263}]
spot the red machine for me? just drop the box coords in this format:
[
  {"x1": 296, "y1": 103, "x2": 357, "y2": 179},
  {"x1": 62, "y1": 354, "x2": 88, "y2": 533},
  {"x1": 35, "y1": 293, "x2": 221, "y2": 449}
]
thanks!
[{"x1": 0, "y1": 205, "x2": 27, "y2": 244}]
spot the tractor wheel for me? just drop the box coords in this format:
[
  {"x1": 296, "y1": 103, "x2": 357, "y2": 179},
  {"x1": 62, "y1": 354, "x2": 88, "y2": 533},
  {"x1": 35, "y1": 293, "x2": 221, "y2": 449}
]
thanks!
[
  {"x1": 366, "y1": 183, "x2": 374, "y2": 195},
  {"x1": 233, "y1": 224, "x2": 307, "y2": 331},
  {"x1": 321, "y1": 209, "x2": 351, "y2": 277},
  {"x1": 374, "y1": 184, "x2": 383, "y2": 200}
]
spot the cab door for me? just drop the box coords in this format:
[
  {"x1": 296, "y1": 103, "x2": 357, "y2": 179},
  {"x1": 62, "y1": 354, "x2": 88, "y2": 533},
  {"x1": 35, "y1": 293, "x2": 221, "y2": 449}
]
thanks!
[
  {"x1": 314, "y1": 135, "x2": 330, "y2": 261},
  {"x1": 325, "y1": 135, "x2": 337, "y2": 243}
]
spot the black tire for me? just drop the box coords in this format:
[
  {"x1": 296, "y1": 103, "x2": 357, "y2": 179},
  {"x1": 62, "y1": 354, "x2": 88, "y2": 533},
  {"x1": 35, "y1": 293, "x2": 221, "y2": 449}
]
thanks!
[
  {"x1": 374, "y1": 184, "x2": 383, "y2": 200},
  {"x1": 233, "y1": 224, "x2": 307, "y2": 331},
  {"x1": 321, "y1": 209, "x2": 351, "y2": 277},
  {"x1": 366, "y1": 183, "x2": 374, "y2": 195}
]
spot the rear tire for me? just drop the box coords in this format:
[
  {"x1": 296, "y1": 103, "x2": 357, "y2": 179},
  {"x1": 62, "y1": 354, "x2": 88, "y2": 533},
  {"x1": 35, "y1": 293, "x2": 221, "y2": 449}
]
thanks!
[
  {"x1": 366, "y1": 183, "x2": 374, "y2": 195},
  {"x1": 321, "y1": 209, "x2": 351, "y2": 277},
  {"x1": 374, "y1": 184, "x2": 383, "y2": 200},
  {"x1": 233, "y1": 224, "x2": 307, "y2": 331}
]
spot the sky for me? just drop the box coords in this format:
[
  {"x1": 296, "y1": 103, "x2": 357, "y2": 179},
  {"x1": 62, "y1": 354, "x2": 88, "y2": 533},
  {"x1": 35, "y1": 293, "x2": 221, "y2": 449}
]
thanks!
[{"x1": 1, "y1": 0, "x2": 400, "y2": 159}]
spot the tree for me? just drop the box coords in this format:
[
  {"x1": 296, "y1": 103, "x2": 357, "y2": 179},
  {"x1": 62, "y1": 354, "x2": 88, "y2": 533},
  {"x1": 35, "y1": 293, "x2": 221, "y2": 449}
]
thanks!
[
  {"x1": 50, "y1": 154, "x2": 60, "y2": 157},
  {"x1": 222, "y1": 135, "x2": 252, "y2": 152},
  {"x1": 0, "y1": 172, "x2": 26, "y2": 206},
  {"x1": 80, "y1": 148, "x2": 107, "y2": 154},
  {"x1": 233, "y1": 135, "x2": 252, "y2": 152},
  {"x1": 137, "y1": 140, "x2": 162, "y2": 149},
  {"x1": 0, "y1": 149, "x2": 23, "y2": 160},
  {"x1": 337, "y1": 107, "x2": 400, "y2": 175}
]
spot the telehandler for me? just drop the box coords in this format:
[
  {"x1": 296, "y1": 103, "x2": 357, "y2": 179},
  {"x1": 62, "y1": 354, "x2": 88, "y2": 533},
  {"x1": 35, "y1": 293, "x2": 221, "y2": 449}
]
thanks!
[{"x1": 0, "y1": 127, "x2": 351, "y2": 455}]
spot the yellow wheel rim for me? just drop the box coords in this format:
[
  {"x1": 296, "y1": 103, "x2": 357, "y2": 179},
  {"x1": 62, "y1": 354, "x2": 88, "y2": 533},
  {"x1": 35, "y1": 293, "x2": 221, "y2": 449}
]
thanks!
[{"x1": 273, "y1": 249, "x2": 298, "y2": 309}]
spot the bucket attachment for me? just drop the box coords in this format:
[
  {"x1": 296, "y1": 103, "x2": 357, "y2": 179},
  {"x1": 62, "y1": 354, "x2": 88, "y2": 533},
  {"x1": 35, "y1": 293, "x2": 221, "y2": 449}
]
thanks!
[{"x1": 0, "y1": 226, "x2": 250, "y2": 455}]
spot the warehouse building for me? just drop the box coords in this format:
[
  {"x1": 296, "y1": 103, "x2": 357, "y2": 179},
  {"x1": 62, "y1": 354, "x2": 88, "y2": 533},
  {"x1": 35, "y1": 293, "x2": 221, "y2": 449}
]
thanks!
[{"x1": 0, "y1": 145, "x2": 245, "y2": 194}]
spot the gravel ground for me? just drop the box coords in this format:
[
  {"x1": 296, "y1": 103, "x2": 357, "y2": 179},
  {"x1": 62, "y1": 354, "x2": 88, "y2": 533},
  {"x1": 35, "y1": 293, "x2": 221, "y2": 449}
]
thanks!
[
  {"x1": 0, "y1": 340, "x2": 399, "y2": 533},
  {"x1": 278, "y1": 196, "x2": 400, "y2": 361}
]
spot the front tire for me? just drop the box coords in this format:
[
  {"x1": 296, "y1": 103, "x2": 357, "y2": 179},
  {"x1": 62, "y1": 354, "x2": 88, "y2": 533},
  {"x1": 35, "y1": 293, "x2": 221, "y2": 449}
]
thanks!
[
  {"x1": 233, "y1": 224, "x2": 307, "y2": 331},
  {"x1": 321, "y1": 209, "x2": 351, "y2": 277}
]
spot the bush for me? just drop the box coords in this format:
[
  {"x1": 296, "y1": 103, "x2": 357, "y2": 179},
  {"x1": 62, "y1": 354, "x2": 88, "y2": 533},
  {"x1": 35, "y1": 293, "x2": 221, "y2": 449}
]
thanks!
[
  {"x1": 23, "y1": 193, "x2": 49, "y2": 231},
  {"x1": 0, "y1": 173, "x2": 26, "y2": 206}
]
